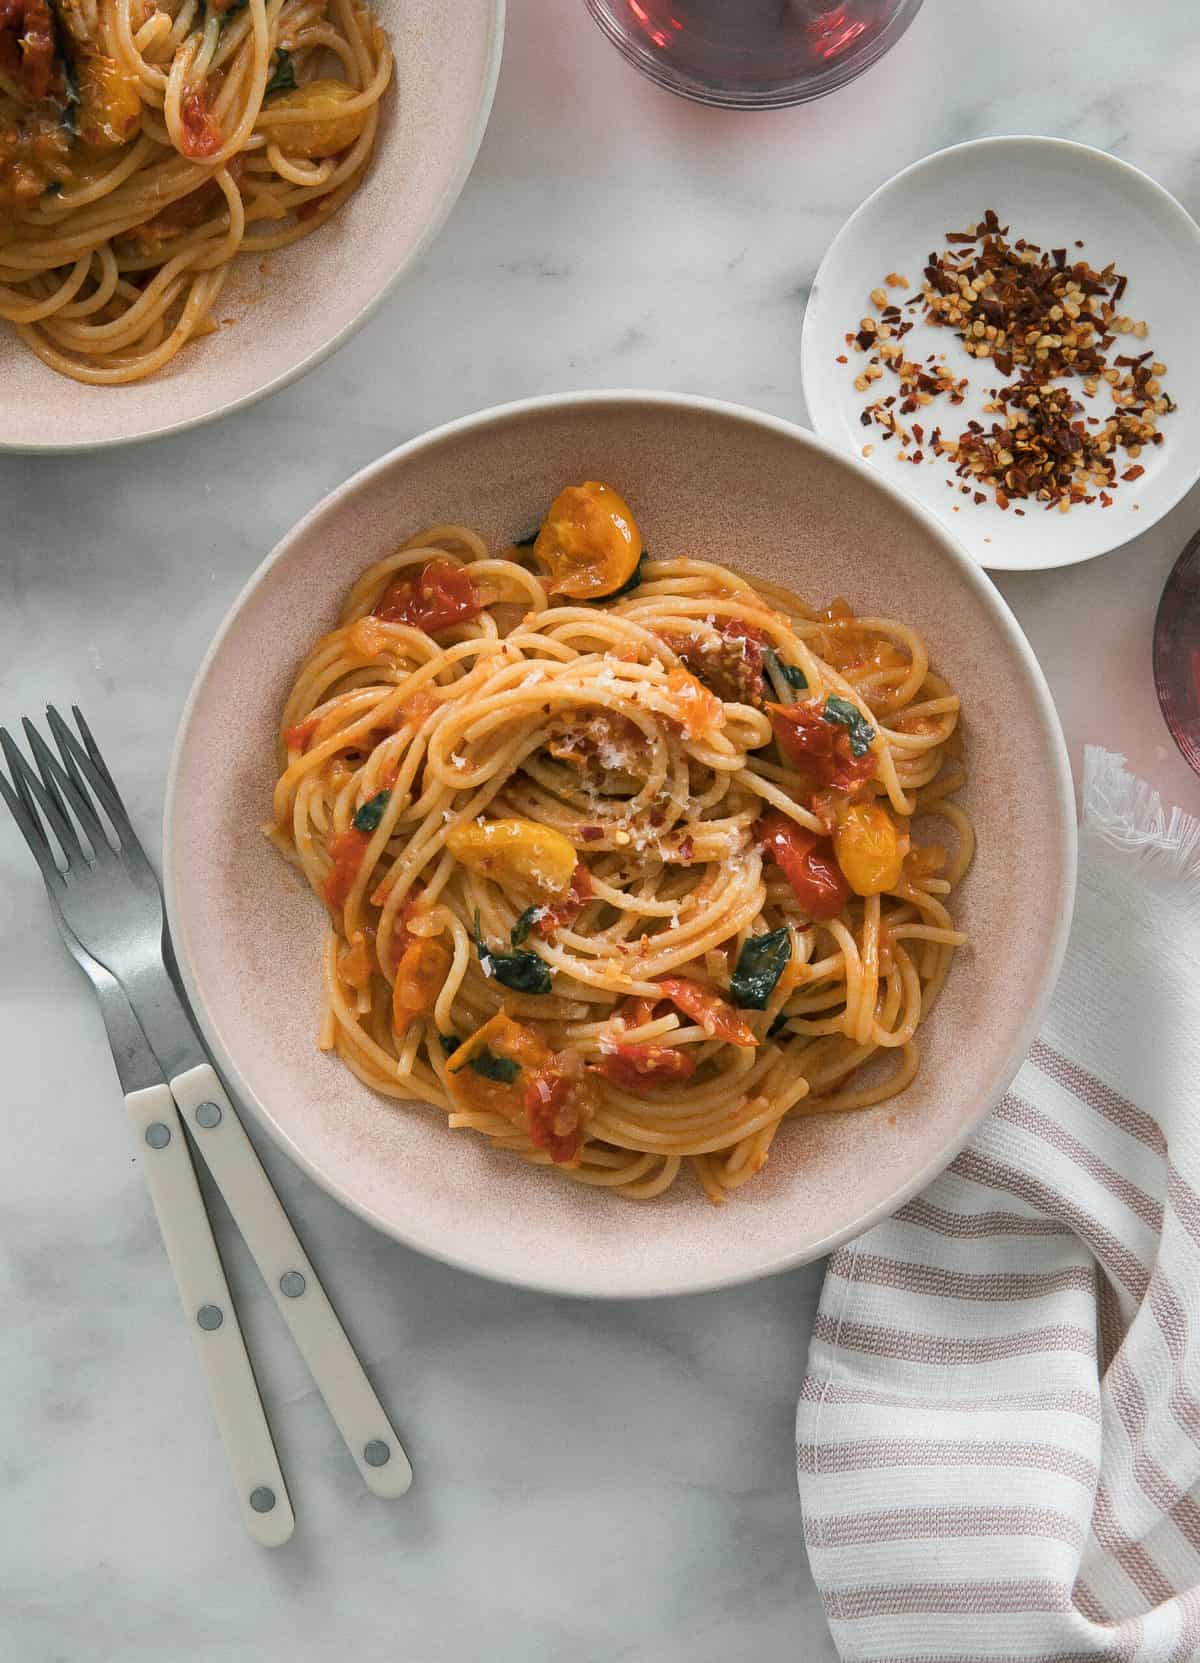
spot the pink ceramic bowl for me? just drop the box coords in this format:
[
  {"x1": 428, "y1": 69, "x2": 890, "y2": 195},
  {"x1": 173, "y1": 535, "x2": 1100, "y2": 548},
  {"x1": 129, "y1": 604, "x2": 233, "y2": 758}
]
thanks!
[
  {"x1": 165, "y1": 392, "x2": 1077, "y2": 1298},
  {"x1": 0, "y1": 0, "x2": 503, "y2": 454}
]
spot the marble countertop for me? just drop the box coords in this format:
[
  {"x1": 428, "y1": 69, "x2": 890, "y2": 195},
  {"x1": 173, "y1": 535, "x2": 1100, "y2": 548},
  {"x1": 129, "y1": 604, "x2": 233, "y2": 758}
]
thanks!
[{"x1": 3, "y1": 2, "x2": 1200, "y2": 1657}]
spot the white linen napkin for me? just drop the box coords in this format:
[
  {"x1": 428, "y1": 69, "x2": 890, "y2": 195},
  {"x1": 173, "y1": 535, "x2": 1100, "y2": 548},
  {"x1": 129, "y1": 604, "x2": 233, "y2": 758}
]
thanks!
[{"x1": 796, "y1": 747, "x2": 1200, "y2": 1663}]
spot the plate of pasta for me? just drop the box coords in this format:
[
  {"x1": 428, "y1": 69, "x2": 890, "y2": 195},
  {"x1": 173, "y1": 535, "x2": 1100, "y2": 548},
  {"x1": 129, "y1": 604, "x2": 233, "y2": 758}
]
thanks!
[
  {"x1": 166, "y1": 391, "x2": 1076, "y2": 1297},
  {"x1": 0, "y1": 0, "x2": 503, "y2": 449}
]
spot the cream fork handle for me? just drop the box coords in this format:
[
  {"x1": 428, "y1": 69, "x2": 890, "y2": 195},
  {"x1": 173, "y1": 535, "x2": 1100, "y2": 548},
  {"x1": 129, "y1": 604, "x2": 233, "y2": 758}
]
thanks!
[
  {"x1": 126, "y1": 1083, "x2": 294, "y2": 1546},
  {"x1": 170, "y1": 1063, "x2": 412, "y2": 1498}
]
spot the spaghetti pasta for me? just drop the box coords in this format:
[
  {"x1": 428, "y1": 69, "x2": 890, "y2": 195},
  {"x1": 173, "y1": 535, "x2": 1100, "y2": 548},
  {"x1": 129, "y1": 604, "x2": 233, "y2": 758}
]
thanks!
[
  {"x1": 0, "y1": 0, "x2": 390, "y2": 382},
  {"x1": 269, "y1": 482, "x2": 973, "y2": 1203}
]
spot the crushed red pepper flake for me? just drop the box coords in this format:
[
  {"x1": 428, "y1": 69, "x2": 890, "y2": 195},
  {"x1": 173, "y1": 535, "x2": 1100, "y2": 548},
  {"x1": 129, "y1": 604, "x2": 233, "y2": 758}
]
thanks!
[{"x1": 843, "y1": 213, "x2": 1174, "y2": 511}]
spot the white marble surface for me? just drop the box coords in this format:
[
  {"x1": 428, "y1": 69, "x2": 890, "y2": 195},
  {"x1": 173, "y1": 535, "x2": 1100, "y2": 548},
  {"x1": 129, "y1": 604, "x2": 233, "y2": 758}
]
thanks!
[{"x1": 3, "y1": 2, "x2": 1200, "y2": 1657}]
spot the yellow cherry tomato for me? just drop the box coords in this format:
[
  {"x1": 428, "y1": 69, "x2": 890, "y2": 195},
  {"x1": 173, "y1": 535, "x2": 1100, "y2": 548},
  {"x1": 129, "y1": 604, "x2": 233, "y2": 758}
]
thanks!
[
  {"x1": 445, "y1": 818, "x2": 577, "y2": 896},
  {"x1": 443, "y1": 1012, "x2": 550, "y2": 1121},
  {"x1": 260, "y1": 79, "x2": 369, "y2": 159},
  {"x1": 77, "y1": 55, "x2": 142, "y2": 150},
  {"x1": 533, "y1": 481, "x2": 641, "y2": 599},
  {"x1": 833, "y1": 802, "x2": 907, "y2": 897},
  {"x1": 392, "y1": 938, "x2": 451, "y2": 1034}
]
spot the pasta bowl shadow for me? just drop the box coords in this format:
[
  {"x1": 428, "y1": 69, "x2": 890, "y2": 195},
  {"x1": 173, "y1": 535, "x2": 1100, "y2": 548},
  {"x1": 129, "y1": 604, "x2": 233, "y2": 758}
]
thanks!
[{"x1": 165, "y1": 391, "x2": 1077, "y2": 1298}]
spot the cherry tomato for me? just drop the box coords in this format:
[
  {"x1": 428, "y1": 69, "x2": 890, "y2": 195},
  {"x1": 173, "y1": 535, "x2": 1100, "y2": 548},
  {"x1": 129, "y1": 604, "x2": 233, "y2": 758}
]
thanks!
[
  {"x1": 180, "y1": 88, "x2": 222, "y2": 158},
  {"x1": 392, "y1": 938, "x2": 451, "y2": 1032},
  {"x1": 666, "y1": 665, "x2": 724, "y2": 739},
  {"x1": 446, "y1": 818, "x2": 578, "y2": 896},
  {"x1": 77, "y1": 54, "x2": 142, "y2": 149},
  {"x1": 757, "y1": 810, "x2": 849, "y2": 921},
  {"x1": 533, "y1": 481, "x2": 641, "y2": 599},
  {"x1": 444, "y1": 1012, "x2": 550, "y2": 1121},
  {"x1": 533, "y1": 862, "x2": 593, "y2": 935},
  {"x1": 374, "y1": 558, "x2": 481, "y2": 635},
  {"x1": 596, "y1": 1044, "x2": 696, "y2": 1092},
  {"x1": 834, "y1": 802, "x2": 906, "y2": 897},
  {"x1": 768, "y1": 701, "x2": 876, "y2": 793},
  {"x1": 260, "y1": 78, "x2": 369, "y2": 159},
  {"x1": 524, "y1": 1053, "x2": 598, "y2": 1165},
  {"x1": 323, "y1": 827, "x2": 369, "y2": 907},
  {"x1": 656, "y1": 976, "x2": 757, "y2": 1048}
]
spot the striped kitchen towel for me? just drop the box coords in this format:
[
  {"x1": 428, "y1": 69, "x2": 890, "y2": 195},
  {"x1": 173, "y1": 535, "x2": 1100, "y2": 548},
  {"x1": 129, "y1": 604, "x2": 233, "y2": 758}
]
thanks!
[{"x1": 796, "y1": 748, "x2": 1200, "y2": 1663}]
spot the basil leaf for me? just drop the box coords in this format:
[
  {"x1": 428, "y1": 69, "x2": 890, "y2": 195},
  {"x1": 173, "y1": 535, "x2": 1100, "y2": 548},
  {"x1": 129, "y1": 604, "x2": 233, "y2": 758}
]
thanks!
[
  {"x1": 730, "y1": 927, "x2": 792, "y2": 1011},
  {"x1": 513, "y1": 529, "x2": 540, "y2": 548},
  {"x1": 767, "y1": 1010, "x2": 791, "y2": 1038},
  {"x1": 511, "y1": 906, "x2": 539, "y2": 946},
  {"x1": 438, "y1": 1032, "x2": 461, "y2": 1056},
  {"x1": 448, "y1": 1044, "x2": 519, "y2": 1084},
  {"x1": 352, "y1": 789, "x2": 391, "y2": 833},
  {"x1": 823, "y1": 695, "x2": 876, "y2": 758},
  {"x1": 764, "y1": 647, "x2": 808, "y2": 692},
  {"x1": 264, "y1": 47, "x2": 296, "y2": 94},
  {"x1": 473, "y1": 909, "x2": 551, "y2": 995}
]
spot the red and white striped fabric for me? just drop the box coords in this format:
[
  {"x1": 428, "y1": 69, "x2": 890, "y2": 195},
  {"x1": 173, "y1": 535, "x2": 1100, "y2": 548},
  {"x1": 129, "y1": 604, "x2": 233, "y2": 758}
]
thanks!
[{"x1": 797, "y1": 749, "x2": 1200, "y2": 1663}]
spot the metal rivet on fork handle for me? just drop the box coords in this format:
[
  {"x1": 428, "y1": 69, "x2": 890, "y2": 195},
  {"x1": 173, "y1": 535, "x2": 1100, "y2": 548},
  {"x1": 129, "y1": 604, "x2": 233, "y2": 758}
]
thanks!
[
  {"x1": 249, "y1": 1487, "x2": 276, "y2": 1514},
  {"x1": 144, "y1": 1122, "x2": 171, "y2": 1149},
  {"x1": 279, "y1": 1271, "x2": 306, "y2": 1298},
  {"x1": 364, "y1": 1440, "x2": 390, "y2": 1467},
  {"x1": 197, "y1": 1304, "x2": 224, "y2": 1331},
  {"x1": 195, "y1": 1101, "x2": 222, "y2": 1129}
]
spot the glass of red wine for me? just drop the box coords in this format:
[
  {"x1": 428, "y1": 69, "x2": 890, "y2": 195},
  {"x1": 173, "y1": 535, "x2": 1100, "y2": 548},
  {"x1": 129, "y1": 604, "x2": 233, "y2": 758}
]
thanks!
[
  {"x1": 584, "y1": 0, "x2": 924, "y2": 108},
  {"x1": 1155, "y1": 531, "x2": 1200, "y2": 779}
]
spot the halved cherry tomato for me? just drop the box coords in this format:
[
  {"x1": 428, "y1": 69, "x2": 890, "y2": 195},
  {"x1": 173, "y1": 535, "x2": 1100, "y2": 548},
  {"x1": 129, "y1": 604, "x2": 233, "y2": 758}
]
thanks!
[
  {"x1": 259, "y1": 78, "x2": 369, "y2": 159},
  {"x1": 656, "y1": 976, "x2": 757, "y2": 1048},
  {"x1": 180, "y1": 88, "x2": 222, "y2": 158},
  {"x1": 834, "y1": 802, "x2": 907, "y2": 897},
  {"x1": 323, "y1": 827, "x2": 369, "y2": 906},
  {"x1": 666, "y1": 665, "x2": 724, "y2": 739},
  {"x1": 524, "y1": 1051, "x2": 597, "y2": 1165},
  {"x1": 768, "y1": 701, "x2": 875, "y2": 793},
  {"x1": 757, "y1": 810, "x2": 849, "y2": 921},
  {"x1": 446, "y1": 817, "x2": 577, "y2": 896},
  {"x1": 533, "y1": 481, "x2": 641, "y2": 599},
  {"x1": 533, "y1": 862, "x2": 593, "y2": 935},
  {"x1": 392, "y1": 938, "x2": 451, "y2": 1033},
  {"x1": 374, "y1": 558, "x2": 481, "y2": 635},
  {"x1": 444, "y1": 1012, "x2": 550, "y2": 1120},
  {"x1": 596, "y1": 1045, "x2": 696, "y2": 1092}
]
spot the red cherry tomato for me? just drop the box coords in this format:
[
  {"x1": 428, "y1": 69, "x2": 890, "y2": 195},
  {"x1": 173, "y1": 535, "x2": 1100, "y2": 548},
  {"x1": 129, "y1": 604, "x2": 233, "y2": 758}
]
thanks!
[
  {"x1": 525, "y1": 1058, "x2": 597, "y2": 1165},
  {"x1": 768, "y1": 701, "x2": 875, "y2": 793},
  {"x1": 374, "y1": 559, "x2": 482, "y2": 635},
  {"x1": 757, "y1": 810, "x2": 849, "y2": 921},
  {"x1": 656, "y1": 976, "x2": 757, "y2": 1048},
  {"x1": 596, "y1": 1045, "x2": 696, "y2": 1093},
  {"x1": 180, "y1": 88, "x2": 222, "y2": 158},
  {"x1": 323, "y1": 827, "x2": 369, "y2": 907}
]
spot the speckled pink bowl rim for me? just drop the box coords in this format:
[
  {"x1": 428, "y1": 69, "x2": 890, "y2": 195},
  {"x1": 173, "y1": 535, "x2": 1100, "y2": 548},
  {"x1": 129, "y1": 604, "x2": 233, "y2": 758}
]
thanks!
[{"x1": 164, "y1": 391, "x2": 1077, "y2": 1299}]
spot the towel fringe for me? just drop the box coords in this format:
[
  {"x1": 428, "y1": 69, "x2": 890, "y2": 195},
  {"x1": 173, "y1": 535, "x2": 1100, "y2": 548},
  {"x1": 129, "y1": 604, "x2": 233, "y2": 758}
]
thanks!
[{"x1": 1082, "y1": 746, "x2": 1200, "y2": 890}]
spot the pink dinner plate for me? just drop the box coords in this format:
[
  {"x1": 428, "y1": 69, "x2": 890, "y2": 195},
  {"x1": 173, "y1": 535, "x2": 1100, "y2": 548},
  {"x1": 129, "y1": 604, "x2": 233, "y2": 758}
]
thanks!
[
  {"x1": 165, "y1": 391, "x2": 1077, "y2": 1298},
  {"x1": 0, "y1": 0, "x2": 504, "y2": 453}
]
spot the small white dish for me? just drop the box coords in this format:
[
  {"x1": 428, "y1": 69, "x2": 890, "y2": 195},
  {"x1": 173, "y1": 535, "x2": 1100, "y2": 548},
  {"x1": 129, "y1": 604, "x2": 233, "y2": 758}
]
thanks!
[{"x1": 801, "y1": 136, "x2": 1200, "y2": 572}]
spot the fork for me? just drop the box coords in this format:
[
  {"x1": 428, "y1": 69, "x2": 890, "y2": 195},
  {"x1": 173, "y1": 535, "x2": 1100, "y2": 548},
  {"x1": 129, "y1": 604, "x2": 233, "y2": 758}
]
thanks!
[{"x1": 0, "y1": 707, "x2": 412, "y2": 1531}]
